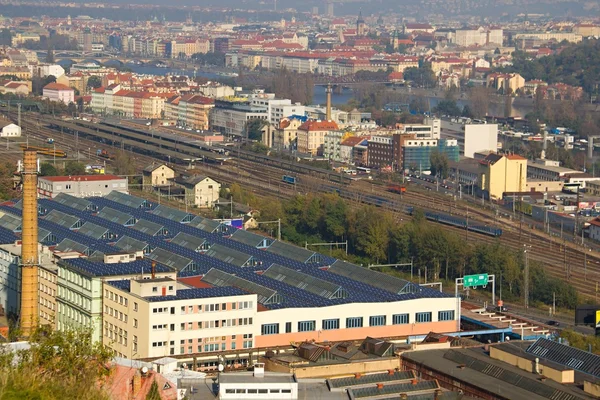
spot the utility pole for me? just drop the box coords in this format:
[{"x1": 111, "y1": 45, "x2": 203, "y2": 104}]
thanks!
[{"x1": 524, "y1": 245, "x2": 530, "y2": 309}]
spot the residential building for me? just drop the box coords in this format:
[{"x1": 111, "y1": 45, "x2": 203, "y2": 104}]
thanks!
[
  {"x1": 172, "y1": 175, "x2": 221, "y2": 208},
  {"x1": 250, "y1": 97, "x2": 305, "y2": 126},
  {"x1": 340, "y1": 136, "x2": 368, "y2": 165},
  {"x1": 91, "y1": 85, "x2": 169, "y2": 119},
  {"x1": 296, "y1": 120, "x2": 340, "y2": 156},
  {"x1": 513, "y1": 32, "x2": 582, "y2": 49},
  {"x1": 479, "y1": 153, "x2": 527, "y2": 200},
  {"x1": 197, "y1": 82, "x2": 235, "y2": 99},
  {"x1": 0, "y1": 122, "x2": 21, "y2": 137},
  {"x1": 454, "y1": 26, "x2": 503, "y2": 47},
  {"x1": 367, "y1": 135, "x2": 394, "y2": 168},
  {"x1": 324, "y1": 131, "x2": 354, "y2": 162},
  {"x1": 103, "y1": 278, "x2": 257, "y2": 359},
  {"x1": 143, "y1": 164, "x2": 175, "y2": 189},
  {"x1": 43, "y1": 83, "x2": 75, "y2": 105},
  {"x1": 0, "y1": 80, "x2": 31, "y2": 95},
  {"x1": 402, "y1": 138, "x2": 460, "y2": 171},
  {"x1": 573, "y1": 24, "x2": 600, "y2": 37},
  {"x1": 37, "y1": 175, "x2": 128, "y2": 198},
  {"x1": 272, "y1": 116, "x2": 307, "y2": 150},
  {"x1": 165, "y1": 94, "x2": 214, "y2": 130},
  {"x1": 487, "y1": 73, "x2": 525, "y2": 94},
  {"x1": 0, "y1": 243, "x2": 57, "y2": 328},
  {"x1": 29, "y1": 63, "x2": 65, "y2": 78},
  {"x1": 588, "y1": 218, "x2": 600, "y2": 243}
]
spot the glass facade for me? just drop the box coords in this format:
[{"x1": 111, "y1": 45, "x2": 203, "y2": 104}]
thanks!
[{"x1": 402, "y1": 139, "x2": 460, "y2": 171}]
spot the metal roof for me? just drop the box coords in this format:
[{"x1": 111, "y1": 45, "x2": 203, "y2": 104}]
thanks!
[
  {"x1": 44, "y1": 209, "x2": 80, "y2": 229},
  {"x1": 266, "y1": 240, "x2": 316, "y2": 263},
  {"x1": 201, "y1": 268, "x2": 282, "y2": 305},
  {"x1": 54, "y1": 193, "x2": 93, "y2": 211},
  {"x1": 148, "y1": 247, "x2": 194, "y2": 272},
  {"x1": 97, "y1": 206, "x2": 136, "y2": 226},
  {"x1": 204, "y1": 243, "x2": 253, "y2": 267},
  {"x1": 170, "y1": 232, "x2": 207, "y2": 252},
  {"x1": 55, "y1": 238, "x2": 89, "y2": 254},
  {"x1": 327, "y1": 370, "x2": 415, "y2": 389},
  {"x1": 329, "y1": 260, "x2": 417, "y2": 295},
  {"x1": 38, "y1": 228, "x2": 54, "y2": 243},
  {"x1": 188, "y1": 215, "x2": 222, "y2": 233},
  {"x1": 0, "y1": 212, "x2": 21, "y2": 232},
  {"x1": 131, "y1": 219, "x2": 165, "y2": 236},
  {"x1": 348, "y1": 380, "x2": 439, "y2": 399},
  {"x1": 105, "y1": 191, "x2": 149, "y2": 209},
  {"x1": 527, "y1": 338, "x2": 600, "y2": 378},
  {"x1": 152, "y1": 205, "x2": 194, "y2": 223},
  {"x1": 264, "y1": 263, "x2": 348, "y2": 300},
  {"x1": 229, "y1": 229, "x2": 272, "y2": 248},
  {"x1": 114, "y1": 235, "x2": 149, "y2": 253},
  {"x1": 444, "y1": 349, "x2": 583, "y2": 400},
  {"x1": 78, "y1": 221, "x2": 109, "y2": 240}
]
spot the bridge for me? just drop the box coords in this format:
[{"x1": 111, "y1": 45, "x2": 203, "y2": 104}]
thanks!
[{"x1": 37, "y1": 50, "x2": 174, "y2": 65}]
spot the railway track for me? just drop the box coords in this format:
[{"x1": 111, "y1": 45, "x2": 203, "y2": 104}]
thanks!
[{"x1": 5, "y1": 111, "x2": 600, "y2": 301}]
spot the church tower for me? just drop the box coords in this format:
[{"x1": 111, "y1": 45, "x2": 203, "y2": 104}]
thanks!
[{"x1": 357, "y1": 11, "x2": 366, "y2": 36}]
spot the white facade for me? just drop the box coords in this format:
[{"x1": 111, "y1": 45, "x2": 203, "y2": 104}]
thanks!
[
  {"x1": 210, "y1": 107, "x2": 268, "y2": 137},
  {"x1": 250, "y1": 98, "x2": 305, "y2": 126},
  {"x1": 38, "y1": 175, "x2": 129, "y2": 198},
  {"x1": 103, "y1": 278, "x2": 258, "y2": 359},
  {"x1": 219, "y1": 372, "x2": 297, "y2": 400},
  {"x1": 1, "y1": 123, "x2": 21, "y2": 137},
  {"x1": 29, "y1": 63, "x2": 65, "y2": 78},
  {"x1": 454, "y1": 27, "x2": 503, "y2": 47},
  {"x1": 464, "y1": 124, "x2": 498, "y2": 158},
  {"x1": 43, "y1": 84, "x2": 75, "y2": 105}
]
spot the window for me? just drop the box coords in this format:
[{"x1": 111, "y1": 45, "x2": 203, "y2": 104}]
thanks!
[
  {"x1": 369, "y1": 315, "x2": 386, "y2": 326},
  {"x1": 438, "y1": 310, "x2": 455, "y2": 321},
  {"x1": 346, "y1": 317, "x2": 363, "y2": 328},
  {"x1": 416, "y1": 312, "x2": 432, "y2": 323},
  {"x1": 261, "y1": 323, "x2": 279, "y2": 335},
  {"x1": 392, "y1": 313, "x2": 409, "y2": 325},
  {"x1": 297, "y1": 320, "x2": 315, "y2": 332},
  {"x1": 133, "y1": 302, "x2": 138, "y2": 311},
  {"x1": 322, "y1": 319, "x2": 339, "y2": 330},
  {"x1": 285, "y1": 322, "x2": 292, "y2": 333},
  {"x1": 231, "y1": 342, "x2": 236, "y2": 350}
]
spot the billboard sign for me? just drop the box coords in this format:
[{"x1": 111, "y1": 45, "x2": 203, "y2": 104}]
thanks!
[{"x1": 464, "y1": 273, "x2": 489, "y2": 288}]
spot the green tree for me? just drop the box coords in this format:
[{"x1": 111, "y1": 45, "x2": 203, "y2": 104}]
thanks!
[
  {"x1": 86, "y1": 76, "x2": 102, "y2": 90},
  {"x1": 433, "y1": 99, "x2": 461, "y2": 116},
  {"x1": 64, "y1": 161, "x2": 86, "y2": 175},
  {"x1": 0, "y1": 162, "x2": 16, "y2": 200},
  {"x1": 403, "y1": 66, "x2": 436, "y2": 88},
  {"x1": 245, "y1": 119, "x2": 268, "y2": 141},
  {"x1": 0, "y1": 326, "x2": 113, "y2": 400},
  {"x1": 112, "y1": 150, "x2": 136, "y2": 176},
  {"x1": 429, "y1": 149, "x2": 449, "y2": 178},
  {"x1": 40, "y1": 162, "x2": 59, "y2": 176}
]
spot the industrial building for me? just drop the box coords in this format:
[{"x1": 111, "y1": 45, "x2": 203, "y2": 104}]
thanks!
[
  {"x1": 479, "y1": 153, "x2": 527, "y2": 200},
  {"x1": 38, "y1": 174, "x2": 128, "y2": 198},
  {"x1": 0, "y1": 186, "x2": 459, "y2": 365}
]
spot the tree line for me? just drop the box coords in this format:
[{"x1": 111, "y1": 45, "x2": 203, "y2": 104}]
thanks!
[{"x1": 231, "y1": 188, "x2": 579, "y2": 309}]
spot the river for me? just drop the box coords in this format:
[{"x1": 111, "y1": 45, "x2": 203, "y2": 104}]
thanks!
[{"x1": 63, "y1": 60, "x2": 534, "y2": 117}]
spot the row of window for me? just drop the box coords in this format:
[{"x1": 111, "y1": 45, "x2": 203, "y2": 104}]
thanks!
[
  {"x1": 105, "y1": 289, "x2": 129, "y2": 307},
  {"x1": 151, "y1": 301, "x2": 254, "y2": 315},
  {"x1": 260, "y1": 311, "x2": 455, "y2": 335},
  {"x1": 104, "y1": 305, "x2": 128, "y2": 323},
  {"x1": 224, "y1": 389, "x2": 292, "y2": 394}
]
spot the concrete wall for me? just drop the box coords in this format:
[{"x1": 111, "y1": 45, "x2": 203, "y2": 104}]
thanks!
[
  {"x1": 584, "y1": 381, "x2": 600, "y2": 397},
  {"x1": 489, "y1": 346, "x2": 574, "y2": 384},
  {"x1": 464, "y1": 124, "x2": 498, "y2": 158}
]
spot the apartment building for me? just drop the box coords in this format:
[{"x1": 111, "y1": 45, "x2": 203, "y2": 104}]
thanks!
[
  {"x1": 91, "y1": 84, "x2": 169, "y2": 119},
  {"x1": 43, "y1": 83, "x2": 75, "y2": 105},
  {"x1": 272, "y1": 116, "x2": 306, "y2": 150},
  {"x1": 297, "y1": 120, "x2": 340, "y2": 156},
  {"x1": 479, "y1": 153, "x2": 527, "y2": 200},
  {"x1": 103, "y1": 278, "x2": 257, "y2": 359},
  {"x1": 250, "y1": 97, "x2": 305, "y2": 126},
  {"x1": 142, "y1": 164, "x2": 175, "y2": 189},
  {"x1": 165, "y1": 94, "x2": 214, "y2": 130}
]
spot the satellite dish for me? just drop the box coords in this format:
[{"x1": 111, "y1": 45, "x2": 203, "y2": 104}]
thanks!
[
  {"x1": 218, "y1": 364, "x2": 224, "y2": 372},
  {"x1": 141, "y1": 366, "x2": 148, "y2": 375}
]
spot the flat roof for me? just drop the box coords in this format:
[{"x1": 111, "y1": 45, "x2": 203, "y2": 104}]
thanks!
[
  {"x1": 219, "y1": 372, "x2": 296, "y2": 385},
  {"x1": 40, "y1": 174, "x2": 123, "y2": 182}
]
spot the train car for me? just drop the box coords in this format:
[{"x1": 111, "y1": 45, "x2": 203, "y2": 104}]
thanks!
[
  {"x1": 282, "y1": 175, "x2": 297, "y2": 184},
  {"x1": 19, "y1": 145, "x2": 67, "y2": 158},
  {"x1": 387, "y1": 185, "x2": 406, "y2": 194},
  {"x1": 469, "y1": 225, "x2": 503, "y2": 237},
  {"x1": 410, "y1": 208, "x2": 503, "y2": 237}
]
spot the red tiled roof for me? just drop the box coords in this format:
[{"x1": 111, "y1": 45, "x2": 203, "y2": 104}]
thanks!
[
  {"x1": 299, "y1": 120, "x2": 339, "y2": 131},
  {"x1": 43, "y1": 82, "x2": 73, "y2": 91}
]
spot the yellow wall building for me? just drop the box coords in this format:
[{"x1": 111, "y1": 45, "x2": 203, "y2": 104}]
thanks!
[{"x1": 479, "y1": 153, "x2": 527, "y2": 200}]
